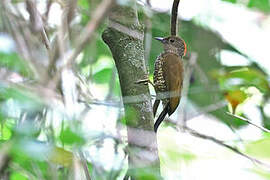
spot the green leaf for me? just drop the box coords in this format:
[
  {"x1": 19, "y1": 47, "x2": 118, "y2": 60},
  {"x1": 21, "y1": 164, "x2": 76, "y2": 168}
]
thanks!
[
  {"x1": 212, "y1": 68, "x2": 269, "y2": 93},
  {"x1": 49, "y1": 147, "x2": 74, "y2": 167},
  {"x1": 250, "y1": 167, "x2": 270, "y2": 180},
  {"x1": 0, "y1": 122, "x2": 12, "y2": 140},
  {"x1": 59, "y1": 127, "x2": 85, "y2": 146},
  {"x1": 0, "y1": 52, "x2": 33, "y2": 78},
  {"x1": 129, "y1": 167, "x2": 162, "y2": 180},
  {"x1": 10, "y1": 172, "x2": 28, "y2": 180},
  {"x1": 93, "y1": 68, "x2": 112, "y2": 84},
  {"x1": 113, "y1": 78, "x2": 121, "y2": 96},
  {"x1": 0, "y1": 85, "x2": 44, "y2": 110},
  {"x1": 248, "y1": 0, "x2": 270, "y2": 12},
  {"x1": 222, "y1": 0, "x2": 237, "y2": 3},
  {"x1": 228, "y1": 68, "x2": 269, "y2": 92},
  {"x1": 78, "y1": 0, "x2": 89, "y2": 8},
  {"x1": 14, "y1": 121, "x2": 41, "y2": 138},
  {"x1": 159, "y1": 130, "x2": 196, "y2": 165},
  {"x1": 11, "y1": 140, "x2": 50, "y2": 161},
  {"x1": 245, "y1": 137, "x2": 270, "y2": 159},
  {"x1": 222, "y1": 0, "x2": 270, "y2": 12},
  {"x1": 11, "y1": 0, "x2": 24, "y2": 3},
  {"x1": 9, "y1": 140, "x2": 50, "y2": 177}
]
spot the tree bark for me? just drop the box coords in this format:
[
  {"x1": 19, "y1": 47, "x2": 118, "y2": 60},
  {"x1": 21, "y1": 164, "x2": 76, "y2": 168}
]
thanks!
[{"x1": 102, "y1": 1, "x2": 161, "y2": 179}]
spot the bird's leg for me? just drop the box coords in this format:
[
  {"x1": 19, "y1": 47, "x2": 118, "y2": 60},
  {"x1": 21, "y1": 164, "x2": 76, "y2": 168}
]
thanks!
[
  {"x1": 135, "y1": 75, "x2": 155, "y2": 88},
  {"x1": 135, "y1": 79, "x2": 155, "y2": 88}
]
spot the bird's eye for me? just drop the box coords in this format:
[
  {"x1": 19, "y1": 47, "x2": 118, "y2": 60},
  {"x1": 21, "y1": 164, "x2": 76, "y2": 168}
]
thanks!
[{"x1": 169, "y1": 39, "x2": 175, "y2": 43}]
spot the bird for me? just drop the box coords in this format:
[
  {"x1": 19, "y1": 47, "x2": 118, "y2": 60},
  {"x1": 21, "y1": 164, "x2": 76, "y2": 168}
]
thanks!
[{"x1": 153, "y1": 36, "x2": 186, "y2": 132}]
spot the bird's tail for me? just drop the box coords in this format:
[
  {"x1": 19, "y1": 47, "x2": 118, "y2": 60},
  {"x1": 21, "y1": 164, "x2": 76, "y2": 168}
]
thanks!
[
  {"x1": 153, "y1": 99, "x2": 160, "y2": 117},
  {"x1": 154, "y1": 103, "x2": 169, "y2": 132}
]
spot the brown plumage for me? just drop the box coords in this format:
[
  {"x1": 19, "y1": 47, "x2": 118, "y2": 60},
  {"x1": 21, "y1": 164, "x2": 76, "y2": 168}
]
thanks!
[{"x1": 153, "y1": 36, "x2": 186, "y2": 132}]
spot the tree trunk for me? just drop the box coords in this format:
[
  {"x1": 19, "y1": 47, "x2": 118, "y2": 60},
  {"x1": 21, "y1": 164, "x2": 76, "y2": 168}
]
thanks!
[{"x1": 102, "y1": 1, "x2": 161, "y2": 179}]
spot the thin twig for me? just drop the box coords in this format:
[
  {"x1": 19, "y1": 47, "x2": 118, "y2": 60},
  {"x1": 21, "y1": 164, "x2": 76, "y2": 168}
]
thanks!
[
  {"x1": 183, "y1": 126, "x2": 270, "y2": 169},
  {"x1": 31, "y1": 162, "x2": 45, "y2": 180},
  {"x1": 50, "y1": 0, "x2": 115, "y2": 88},
  {"x1": 41, "y1": 28, "x2": 50, "y2": 50},
  {"x1": 66, "y1": 0, "x2": 78, "y2": 25},
  {"x1": 180, "y1": 52, "x2": 198, "y2": 127},
  {"x1": 79, "y1": 151, "x2": 92, "y2": 180},
  {"x1": 106, "y1": 67, "x2": 117, "y2": 100},
  {"x1": 26, "y1": 0, "x2": 50, "y2": 50},
  {"x1": 226, "y1": 112, "x2": 270, "y2": 133},
  {"x1": 26, "y1": 0, "x2": 43, "y2": 32},
  {"x1": 44, "y1": 0, "x2": 52, "y2": 20},
  {"x1": 144, "y1": 0, "x2": 152, "y2": 73},
  {"x1": 1, "y1": 4, "x2": 40, "y2": 78},
  {"x1": 0, "y1": 142, "x2": 11, "y2": 174},
  {"x1": 146, "y1": 0, "x2": 151, "y2": 6},
  {"x1": 68, "y1": 0, "x2": 115, "y2": 66}
]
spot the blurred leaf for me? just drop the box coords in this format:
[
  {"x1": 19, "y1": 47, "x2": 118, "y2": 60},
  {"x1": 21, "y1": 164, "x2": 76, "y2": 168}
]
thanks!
[
  {"x1": 227, "y1": 68, "x2": 269, "y2": 92},
  {"x1": 14, "y1": 121, "x2": 41, "y2": 138},
  {"x1": 10, "y1": 172, "x2": 28, "y2": 180},
  {"x1": 78, "y1": 0, "x2": 91, "y2": 26},
  {"x1": 212, "y1": 68, "x2": 269, "y2": 93},
  {"x1": 160, "y1": 130, "x2": 196, "y2": 167},
  {"x1": 59, "y1": 127, "x2": 85, "y2": 146},
  {"x1": 93, "y1": 68, "x2": 112, "y2": 84},
  {"x1": 113, "y1": 78, "x2": 121, "y2": 96},
  {"x1": 0, "y1": 122, "x2": 12, "y2": 140},
  {"x1": 79, "y1": 37, "x2": 111, "y2": 69},
  {"x1": 222, "y1": 0, "x2": 237, "y2": 3},
  {"x1": 92, "y1": 55, "x2": 114, "y2": 73},
  {"x1": 9, "y1": 140, "x2": 50, "y2": 178},
  {"x1": 250, "y1": 168, "x2": 270, "y2": 180},
  {"x1": 125, "y1": 106, "x2": 138, "y2": 127},
  {"x1": 248, "y1": 0, "x2": 270, "y2": 12},
  {"x1": 222, "y1": 0, "x2": 270, "y2": 12},
  {"x1": 245, "y1": 137, "x2": 270, "y2": 159},
  {"x1": 12, "y1": 140, "x2": 50, "y2": 161},
  {"x1": 119, "y1": 115, "x2": 126, "y2": 125},
  {"x1": 0, "y1": 110, "x2": 5, "y2": 123},
  {"x1": 0, "y1": 85, "x2": 44, "y2": 111},
  {"x1": 78, "y1": 0, "x2": 89, "y2": 8},
  {"x1": 130, "y1": 167, "x2": 162, "y2": 180},
  {"x1": 49, "y1": 147, "x2": 74, "y2": 167},
  {"x1": 11, "y1": 0, "x2": 24, "y2": 3},
  {"x1": 0, "y1": 52, "x2": 33, "y2": 78},
  {"x1": 224, "y1": 89, "x2": 248, "y2": 114}
]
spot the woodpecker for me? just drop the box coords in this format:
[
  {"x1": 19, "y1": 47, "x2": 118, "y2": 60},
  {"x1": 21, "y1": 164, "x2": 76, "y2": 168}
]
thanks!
[{"x1": 153, "y1": 36, "x2": 186, "y2": 132}]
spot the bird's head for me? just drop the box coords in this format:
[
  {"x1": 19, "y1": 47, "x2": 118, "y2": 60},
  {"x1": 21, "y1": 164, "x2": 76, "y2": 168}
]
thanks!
[{"x1": 155, "y1": 36, "x2": 186, "y2": 57}]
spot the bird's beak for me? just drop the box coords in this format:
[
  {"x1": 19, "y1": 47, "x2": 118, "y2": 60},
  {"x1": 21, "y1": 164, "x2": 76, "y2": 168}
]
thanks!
[{"x1": 154, "y1": 37, "x2": 164, "y2": 43}]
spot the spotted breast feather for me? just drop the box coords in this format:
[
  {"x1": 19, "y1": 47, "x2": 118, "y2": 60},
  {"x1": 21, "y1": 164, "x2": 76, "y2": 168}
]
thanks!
[{"x1": 153, "y1": 53, "x2": 184, "y2": 132}]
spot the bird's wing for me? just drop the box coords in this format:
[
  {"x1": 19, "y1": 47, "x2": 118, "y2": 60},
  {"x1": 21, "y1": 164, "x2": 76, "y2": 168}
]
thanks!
[{"x1": 162, "y1": 53, "x2": 184, "y2": 115}]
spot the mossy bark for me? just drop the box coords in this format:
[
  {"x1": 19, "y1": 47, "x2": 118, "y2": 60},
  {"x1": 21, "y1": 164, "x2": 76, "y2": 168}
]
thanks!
[{"x1": 102, "y1": 1, "x2": 161, "y2": 179}]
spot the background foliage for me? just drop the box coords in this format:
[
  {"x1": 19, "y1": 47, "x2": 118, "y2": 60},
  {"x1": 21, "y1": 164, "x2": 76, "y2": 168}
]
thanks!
[{"x1": 0, "y1": 0, "x2": 270, "y2": 179}]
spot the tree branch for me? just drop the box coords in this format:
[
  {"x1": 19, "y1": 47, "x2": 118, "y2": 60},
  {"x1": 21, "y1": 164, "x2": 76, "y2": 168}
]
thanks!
[
  {"x1": 171, "y1": 0, "x2": 180, "y2": 36},
  {"x1": 226, "y1": 112, "x2": 270, "y2": 133},
  {"x1": 49, "y1": 0, "x2": 115, "y2": 89},
  {"x1": 102, "y1": 1, "x2": 161, "y2": 178},
  {"x1": 26, "y1": 0, "x2": 50, "y2": 50},
  {"x1": 183, "y1": 125, "x2": 270, "y2": 169}
]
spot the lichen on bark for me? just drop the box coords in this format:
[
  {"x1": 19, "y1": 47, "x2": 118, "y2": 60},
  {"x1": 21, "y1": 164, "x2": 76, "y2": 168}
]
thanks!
[
  {"x1": 102, "y1": 1, "x2": 161, "y2": 179},
  {"x1": 102, "y1": 7, "x2": 152, "y2": 130}
]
